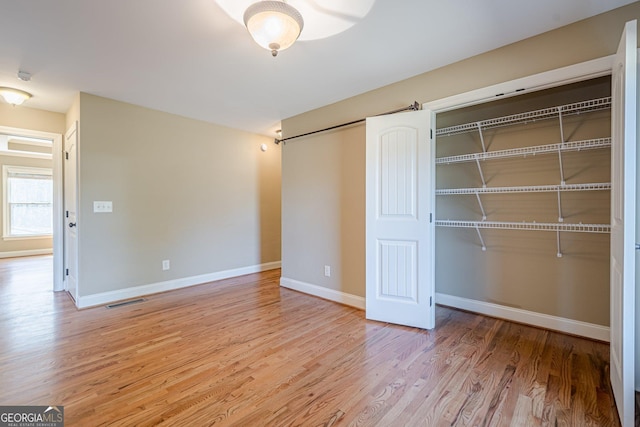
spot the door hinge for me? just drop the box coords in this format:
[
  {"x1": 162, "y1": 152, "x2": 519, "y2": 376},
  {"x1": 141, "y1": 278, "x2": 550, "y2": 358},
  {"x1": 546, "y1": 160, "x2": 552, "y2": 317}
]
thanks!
[
  {"x1": 66, "y1": 210, "x2": 69, "y2": 218},
  {"x1": 430, "y1": 129, "x2": 433, "y2": 139},
  {"x1": 65, "y1": 152, "x2": 69, "y2": 160},
  {"x1": 430, "y1": 296, "x2": 433, "y2": 307},
  {"x1": 636, "y1": 243, "x2": 640, "y2": 250},
  {"x1": 430, "y1": 213, "x2": 433, "y2": 223},
  {"x1": 65, "y1": 268, "x2": 69, "y2": 276}
]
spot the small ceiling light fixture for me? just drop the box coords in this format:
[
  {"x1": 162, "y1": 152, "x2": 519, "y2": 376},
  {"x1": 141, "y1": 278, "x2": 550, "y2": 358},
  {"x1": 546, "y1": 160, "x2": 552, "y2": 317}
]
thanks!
[
  {"x1": 0, "y1": 87, "x2": 32, "y2": 106},
  {"x1": 243, "y1": 1, "x2": 304, "y2": 57}
]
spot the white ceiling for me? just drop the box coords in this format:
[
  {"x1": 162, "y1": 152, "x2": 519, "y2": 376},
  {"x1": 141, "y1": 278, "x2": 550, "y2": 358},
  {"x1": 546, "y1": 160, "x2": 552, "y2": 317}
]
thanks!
[{"x1": 0, "y1": 0, "x2": 635, "y2": 136}]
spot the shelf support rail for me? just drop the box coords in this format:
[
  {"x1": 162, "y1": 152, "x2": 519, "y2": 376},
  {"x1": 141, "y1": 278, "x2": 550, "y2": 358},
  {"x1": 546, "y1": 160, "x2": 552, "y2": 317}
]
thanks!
[
  {"x1": 557, "y1": 107, "x2": 566, "y2": 185},
  {"x1": 474, "y1": 155, "x2": 487, "y2": 188},
  {"x1": 475, "y1": 191, "x2": 487, "y2": 220},
  {"x1": 557, "y1": 189, "x2": 564, "y2": 223},
  {"x1": 556, "y1": 231, "x2": 563, "y2": 258},
  {"x1": 476, "y1": 122, "x2": 487, "y2": 153},
  {"x1": 475, "y1": 223, "x2": 487, "y2": 251}
]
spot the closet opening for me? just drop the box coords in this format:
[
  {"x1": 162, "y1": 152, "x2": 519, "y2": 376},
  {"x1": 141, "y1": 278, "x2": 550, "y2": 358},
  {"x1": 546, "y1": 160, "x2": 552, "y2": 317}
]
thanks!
[{"x1": 433, "y1": 75, "x2": 612, "y2": 335}]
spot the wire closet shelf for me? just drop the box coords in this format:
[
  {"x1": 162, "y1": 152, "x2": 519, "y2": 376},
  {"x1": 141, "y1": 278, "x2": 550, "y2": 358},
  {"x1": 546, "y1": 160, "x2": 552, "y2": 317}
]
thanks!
[
  {"x1": 435, "y1": 220, "x2": 611, "y2": 233},
  {"x1": 434, "y1": 96, "x2": 612, "y2": 255},
  {"x1": 436, "y1": 96, "x2": 611, "y2": 137},
  {"x1": 435, "y1": 138, "x2": 611, "y2": 165},
  {"x1": 436, "y1": 182, "x2": 611, "y2": 195}
]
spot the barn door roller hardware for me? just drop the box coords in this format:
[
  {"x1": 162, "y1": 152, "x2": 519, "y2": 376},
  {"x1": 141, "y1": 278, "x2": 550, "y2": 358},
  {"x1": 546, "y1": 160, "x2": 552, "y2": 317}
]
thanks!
[{"x1": 275, "y1": 101, "x2": 420, "y2": 144}]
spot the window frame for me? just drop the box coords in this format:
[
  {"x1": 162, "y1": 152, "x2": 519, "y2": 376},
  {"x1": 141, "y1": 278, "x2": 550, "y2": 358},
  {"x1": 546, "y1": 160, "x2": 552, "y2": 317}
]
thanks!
[{"x1": 3, "y1": 165, "x2": 54, "y2": 240}]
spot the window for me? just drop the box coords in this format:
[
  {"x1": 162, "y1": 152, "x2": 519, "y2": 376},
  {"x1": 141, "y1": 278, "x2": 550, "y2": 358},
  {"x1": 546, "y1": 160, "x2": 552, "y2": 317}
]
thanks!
[{"x1": 3, "y1": 166, "x2": 53, "y2": 238}]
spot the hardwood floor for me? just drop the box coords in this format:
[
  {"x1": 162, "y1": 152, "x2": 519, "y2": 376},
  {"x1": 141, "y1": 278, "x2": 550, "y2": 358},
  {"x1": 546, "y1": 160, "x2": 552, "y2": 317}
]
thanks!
[{"x1": 0, "y1": 256, "x2": 621, "y2": 426}]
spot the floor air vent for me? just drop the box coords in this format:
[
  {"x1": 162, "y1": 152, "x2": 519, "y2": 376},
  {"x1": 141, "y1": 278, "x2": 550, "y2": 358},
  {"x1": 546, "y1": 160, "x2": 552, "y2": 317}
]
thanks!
[{"x1": 105, "y1": 298, "x2": 146, "y2": 309}]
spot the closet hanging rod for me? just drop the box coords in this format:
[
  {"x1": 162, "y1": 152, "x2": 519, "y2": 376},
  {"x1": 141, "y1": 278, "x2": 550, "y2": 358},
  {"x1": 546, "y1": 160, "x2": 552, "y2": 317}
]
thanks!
[{"x1": 274, "y1": 102, "x2": 420, "y2": 144}]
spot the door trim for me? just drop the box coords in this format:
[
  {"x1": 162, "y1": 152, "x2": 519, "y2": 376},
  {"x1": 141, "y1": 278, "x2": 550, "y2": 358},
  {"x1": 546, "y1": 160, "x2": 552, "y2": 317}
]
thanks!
[
  {"x1": 424, "y1": 55, "x2": 614, "y2": 113},
  {"x1": 422, "y1": 54, "x2": 617, "y2": 341},
  {"x1": 0, "y1": 125, "x2": 63, "y2": 291},
  {"x1": 64, "y1": 122, "x2": 79, "y2": 302}
]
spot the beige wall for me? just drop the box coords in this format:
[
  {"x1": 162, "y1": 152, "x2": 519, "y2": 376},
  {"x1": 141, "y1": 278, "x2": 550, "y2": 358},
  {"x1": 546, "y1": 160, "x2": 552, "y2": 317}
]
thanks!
[
  {"x1": 0, "y1": 104, "x2": 65, "y2": 135},
  {"x1": 282, "y1": 124, "x2": 365, "y2": 296},
  {"x1": 281, "y1": 3, "x2": 640, "y2": 325},
  {"x1": 0, "y1": 104, "x2": 65, "y2": 256},
  {"x1": 74, "y1": 93, "x2": 281, "y2": 297}
]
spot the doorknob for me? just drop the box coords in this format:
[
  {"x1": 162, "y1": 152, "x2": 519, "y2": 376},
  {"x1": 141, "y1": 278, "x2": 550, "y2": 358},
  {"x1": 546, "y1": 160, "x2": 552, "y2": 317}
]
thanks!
[{"x1": 68, "y1": 222, "x2": 76, "y2": 228}]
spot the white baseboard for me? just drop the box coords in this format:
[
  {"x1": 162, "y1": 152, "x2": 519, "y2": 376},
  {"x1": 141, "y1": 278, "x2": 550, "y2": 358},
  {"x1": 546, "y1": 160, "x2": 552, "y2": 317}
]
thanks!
[
  {"x1": 76, "y1": 261, "x2": 281, "y2": 309},
  {"x1": 436, "y1": 293, "x2": 610, "y2": 342},
  {"x1": 279, "y1": 277, "x2": 365, "y2": 310},
  {"x1": 0, "y1": 248, "x2": 53, "y2": 259}
]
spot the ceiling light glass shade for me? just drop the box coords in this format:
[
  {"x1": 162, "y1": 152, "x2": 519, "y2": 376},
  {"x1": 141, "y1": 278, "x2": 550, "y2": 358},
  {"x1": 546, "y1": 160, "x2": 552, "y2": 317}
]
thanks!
[
  {"x1": 243, "y1": 1, "x2": 304, "y2": 57},
  {"x1": 217, "y1": 0, "x2": 375, "y2": 42},
  {"x1": 0, "y1": 87, "x2": 32, "y2": 106}
]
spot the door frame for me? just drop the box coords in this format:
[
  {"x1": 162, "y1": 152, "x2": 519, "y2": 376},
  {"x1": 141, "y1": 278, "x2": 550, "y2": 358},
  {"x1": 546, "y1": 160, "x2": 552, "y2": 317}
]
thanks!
[
  {"x1": 0, "y1": 125, "x2": 64, "y2": 291},
  {"x1": 423, "y1": 54, "x2": 615, "y2": 340},
  {"x1": 63, "y1": 122, "x2": 79, "y2": 302},
  {"x1": 424, "y1": 55, "x2": 613, "y2": 114}
]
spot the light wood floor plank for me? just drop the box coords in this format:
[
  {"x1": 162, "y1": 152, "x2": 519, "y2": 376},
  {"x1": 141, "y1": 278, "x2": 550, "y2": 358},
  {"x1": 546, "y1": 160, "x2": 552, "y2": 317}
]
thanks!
[{"x1": 0, "y1": 256, "x2": 621, "y2": 426}]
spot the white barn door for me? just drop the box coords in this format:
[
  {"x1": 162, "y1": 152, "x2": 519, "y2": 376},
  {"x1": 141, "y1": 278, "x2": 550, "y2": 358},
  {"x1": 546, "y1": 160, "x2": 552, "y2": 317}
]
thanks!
[
  {"x1": 609, "y1": 19, "x2": 637, "y2": 427},
  {"x1": 365, "y1": 110, "x2": 434, "y2": 329}
]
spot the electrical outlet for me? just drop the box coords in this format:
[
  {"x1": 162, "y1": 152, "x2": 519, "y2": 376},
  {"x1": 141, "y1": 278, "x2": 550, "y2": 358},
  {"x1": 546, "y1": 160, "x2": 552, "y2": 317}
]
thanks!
[
  {"x1": 324, "y1": 265, "x2": 331, "y2": 277},
  {"x1": 162, "y1": 260, "x2": 170, "y2": 271}
]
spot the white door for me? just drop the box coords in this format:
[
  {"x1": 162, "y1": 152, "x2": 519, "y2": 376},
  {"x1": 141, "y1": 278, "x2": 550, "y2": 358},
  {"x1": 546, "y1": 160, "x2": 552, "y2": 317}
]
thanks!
[
  {"x1": 610, "y1": 19, "x2": 636, "y2": 427},
  {"x1": 365, "y1": 110, "x2": 434, "y2": 329},
  {"x1": 64, "y1": 122, "x2": 79, "y2": 302}
]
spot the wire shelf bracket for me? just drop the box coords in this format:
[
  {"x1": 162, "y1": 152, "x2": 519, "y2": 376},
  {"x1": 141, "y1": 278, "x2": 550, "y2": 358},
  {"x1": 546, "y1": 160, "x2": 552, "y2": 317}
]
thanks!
[
  {"x1": 477, "y1": 122, "x2": 487, "y2": 153},
  {"x1": 475, "y1": 223, "x2": 487, "y2": 251},
  {"x1": 474, "y1": 156, "x2": 487, "y2": 188},
  {"x1": 556, "y1": 230, "x2": 563, "y2": 258},
  {"x1": 557, "y1": 189, "x2": 564, "y2": 223},
  {"x1": 475, "y1": 191, "x2": 487, "y2": 221}
]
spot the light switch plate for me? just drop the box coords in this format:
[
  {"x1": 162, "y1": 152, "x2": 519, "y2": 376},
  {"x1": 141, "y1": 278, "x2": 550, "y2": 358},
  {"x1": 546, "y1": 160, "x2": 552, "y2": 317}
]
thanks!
[{"x1": 94, "y1": 201, "x2": 113, "y2": 213}]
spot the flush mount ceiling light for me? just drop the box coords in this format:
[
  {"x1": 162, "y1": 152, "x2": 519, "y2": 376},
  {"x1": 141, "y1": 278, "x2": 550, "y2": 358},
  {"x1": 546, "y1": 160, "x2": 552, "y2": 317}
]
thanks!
[
  {"x1": 243, "y1": 1, "x2": 304, "y2": 57},
  {"x1": 217, "y1": 0, "x2": 375, "y2": 44},
  {"x1": 0, "y1": 87, "x2": 32, "y2": 106}
]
